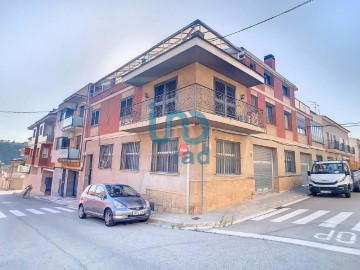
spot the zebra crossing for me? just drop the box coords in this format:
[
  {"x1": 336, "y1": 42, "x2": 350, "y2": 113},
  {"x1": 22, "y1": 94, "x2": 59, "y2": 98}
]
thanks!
[
  {"x1": 0, "y1": 206, "x2": 75, "y2": 219},
  {"x1": 250, "y1": 208, "x2": 360, "y2": 231}
]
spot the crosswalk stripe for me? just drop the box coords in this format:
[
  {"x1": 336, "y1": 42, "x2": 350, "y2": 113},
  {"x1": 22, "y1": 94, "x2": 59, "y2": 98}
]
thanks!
[
  {"x1": 41, "y1": 208, "x2": 60, "y2": 213},
  {"x1": 293, "y1": 210, "x2": 329, "y2": 225},
  {"x1": 9, "y1": 210, "x2": 26, "y2": 217},
  {"x1": 319, "y1": 212, "x2": 353, "y2": 228},
  {"x1": 54, "y1": 207, "x2": 75, "y2": 212},
  {"x1": 351, "y1": 221, "x2": 360, "y2": 232},
  {"x1": 251, "y1": 208, "x2": 291, "y2": 221},
  {"x1": 271, "y1": 209, "x2": 309, "y2": 223},
  {"x1": 26, "y1": 209, "x2": 45, "y2": 215},
  {"x1": 0, "y1": 211, "x2": 7, "y2": 218}
]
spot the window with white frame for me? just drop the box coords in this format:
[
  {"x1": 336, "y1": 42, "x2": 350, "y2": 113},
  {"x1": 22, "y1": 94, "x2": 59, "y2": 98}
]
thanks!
[
  {"x1": 120, "y1": 142, "x2": 140, "y2": 170},
  {"x1": 151, "y1": 139, "x2": 178, "y2": 173},
  {"x1": 91, "y1": 110, "x2": 100, "y2": 126},
  {"x1": 297, "y1": 118, "x2": 306, "y2": 135},
  {"x1": 285, "y1": 150, "x2": 296, "y2": 173},
  {"x1": 120, "y1": 96, "x2": 133, "y2": 118},
  {"x1": 216, "y1": 140, "x2": 241, "y2": 175},
  {"x1": 266, "y1": 103, "x2": 275, "y2": 124},
  {"x1": 99, "y1": 144, "x2": 113, "y2": 169},
  {"x1": 311, "y1": 120, "x2": 324, "y2": 143},
  {"x1": 284, "y1": 111, "x2": 292, "y2": 130}
]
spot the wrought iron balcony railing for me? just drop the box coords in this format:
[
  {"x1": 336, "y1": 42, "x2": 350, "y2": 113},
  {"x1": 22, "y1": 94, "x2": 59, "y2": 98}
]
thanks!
[
  {"x1": 327, "y1": 140, "x2": 340, "y2": 150},
  {"x1": 120, "y1": 84, "x2": 264, "y2": 128}
]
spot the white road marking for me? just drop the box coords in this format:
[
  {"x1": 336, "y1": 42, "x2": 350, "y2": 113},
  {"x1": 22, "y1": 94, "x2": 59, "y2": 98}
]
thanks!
[
  {"x1": 26, "y1": 209, "x2": 45, "y2": 215},
  {"x1": 351, "y1": 221, "x2": 360, "y2": 232},
  {"x1": 293, "y1": 210, "x2": 330, "y2": 225},
  {"x1": 281, "y1": 196, "x2": 310, "y2": 207},
  {"x1": 319, "y1": 212, "x2": 353, "y2": 228},
  {"x1": 41, "y1": 208, "x2": 60, "y2": 213},
  {"x1": 209, "y1": 229, "x2": 360, "y2": 256},
  {"x1": 9, "y1": 210, "x2": 26, "y2": 217},
  {"x1": 0, "y1": 211, "x2": 7, "y2": 218},
  {"x1": 271, "y1": 209, "x2": 309, "y2": 223},
  {"x1": 250, "y1": 208, "x2": 290, "y2": 221},
  {"x1": 54, "y1": 207, "x2": 75, "y2": 212}
]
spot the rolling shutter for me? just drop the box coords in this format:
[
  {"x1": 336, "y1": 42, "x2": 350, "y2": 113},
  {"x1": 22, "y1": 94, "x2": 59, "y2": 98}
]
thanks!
[{"x1": 254, "y1": 146, "x2": 273, "y2": 193}]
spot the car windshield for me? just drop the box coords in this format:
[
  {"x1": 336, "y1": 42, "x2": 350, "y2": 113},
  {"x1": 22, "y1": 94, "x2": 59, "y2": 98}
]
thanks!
[
  {"x1": 105, "y1": 185, "x2": 139, "y2": 197},
  {"x1": 311, "y1": 163, "x2": 344, "y2": 174}
]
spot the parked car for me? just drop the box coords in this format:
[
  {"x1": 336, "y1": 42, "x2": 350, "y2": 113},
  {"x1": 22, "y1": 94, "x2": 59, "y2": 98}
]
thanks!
[
  {"x1": 78, "y1": 183, "x2": 151, "y2": 226},
  {"x1": 308, "y1": 160, "x2": 360, "y2": 198}
]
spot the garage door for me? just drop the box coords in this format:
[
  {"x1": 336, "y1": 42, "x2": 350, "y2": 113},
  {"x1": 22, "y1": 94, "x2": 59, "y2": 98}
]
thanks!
[
  {"x1": 254, "y1": 146, "x2": 273, "y2": 193},
  {"x1": 300, "y1": 153, "x2": 311, "y2": 185}
]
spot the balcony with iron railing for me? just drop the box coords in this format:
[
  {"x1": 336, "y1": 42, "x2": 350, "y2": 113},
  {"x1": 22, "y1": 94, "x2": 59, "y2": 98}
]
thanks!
[
  {"x1": 57, "y1": 148, "x2": 80, "y2": 161},
  {"x1": 327, "y1": 140, "x2": 340, "y2": 151},
  {"x1": 62, "y1": 116, "x2": 83, "y2": 131},
  {"x1": 119, "y1": 84, "x2": 265, "y2": 134}
]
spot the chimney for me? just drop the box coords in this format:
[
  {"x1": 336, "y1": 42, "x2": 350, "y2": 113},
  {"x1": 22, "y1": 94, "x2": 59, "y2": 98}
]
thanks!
[{"x1": 264, "y1": 54, "x2": 275, "y2": 70}]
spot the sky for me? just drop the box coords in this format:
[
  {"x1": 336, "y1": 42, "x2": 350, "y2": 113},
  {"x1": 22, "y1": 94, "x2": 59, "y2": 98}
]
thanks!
[{"x1": 0, "y1": 0, "x2": 359, "y2": 142}]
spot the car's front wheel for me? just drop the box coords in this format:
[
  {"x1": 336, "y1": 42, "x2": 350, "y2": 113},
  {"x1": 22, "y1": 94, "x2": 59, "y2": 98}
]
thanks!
[
  {"x1": 104, "y1": 209, "x2": 115, "y2": 227},
  {"x1": 78, "y1": 205, "x2": 87, "y2": 219},
  {"x1": 345, "y1": 191, "x2": 351, "y2": 198}
]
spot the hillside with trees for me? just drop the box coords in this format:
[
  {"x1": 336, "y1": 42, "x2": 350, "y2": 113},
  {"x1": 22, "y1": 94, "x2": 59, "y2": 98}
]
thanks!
[{"x1": 0, "y1": 140, "x2": 27, "y2": 165}]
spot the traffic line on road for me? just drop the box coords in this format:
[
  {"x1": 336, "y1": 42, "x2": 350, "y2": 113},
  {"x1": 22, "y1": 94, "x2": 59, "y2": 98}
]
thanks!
[
  {"x1": 26, "y1": 209, "x2": 45, "y2": 215},
  {"x1": 250, "y1": 208, "x2": 290, "y2": 221},
  {"x1": 41, "y1": 208, "x2": 60, "y2": 213},
  {"x1": 9, "y1": 210, "x2": 26, "y2": 217},
  {"x1": 271, "y1": 209, "x2": 309, "y2": 223},
  {"x1": 209, "y1": 229, "x2": 360, "y2": 256},
  {"x1": 54, "y1": 207, "x2": 75, "y2": 212},
  {"x1": 351, "y1": 221, "x2": 360, "y2": 232},
  {"x1": 319, "y1": 212, "x2": 353, "y2": 228},
  {"x1": 292, "y1": 210, "x2": 329, "y2": 225},
  {"x1": 0, "y1": 211, "x2": 6, "y2": 218}
]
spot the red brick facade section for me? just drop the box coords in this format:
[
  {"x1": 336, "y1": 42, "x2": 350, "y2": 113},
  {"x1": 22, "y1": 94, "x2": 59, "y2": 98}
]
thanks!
[
  {"x1": 98, "y1": 94, "x2": 122, "y2": 135},
  {"x1": 273, "y1": 77, "x2": 283, "y2": 101},
  {"x1": 275, "y1": 102, "x2": 285, "y2": 139},
  {"x1": 291, "y1": 110, "x2": 298, "y2": 142},
  {"x1": 305, "y1": 117, "x2": 312, "y2": 145}
]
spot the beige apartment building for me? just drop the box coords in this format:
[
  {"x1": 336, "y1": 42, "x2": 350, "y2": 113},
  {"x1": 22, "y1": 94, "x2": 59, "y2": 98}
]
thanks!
[{"x1": 75, "y1": 20, "x2": 356, "y2": 214}]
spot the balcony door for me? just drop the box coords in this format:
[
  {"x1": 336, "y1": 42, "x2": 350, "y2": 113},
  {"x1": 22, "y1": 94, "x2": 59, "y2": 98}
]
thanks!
[
  {"x1": 154, "y1": 79, "x2": 177, "y2": 117},
  {"x1": 214, "y1": 80, "x2": 236, "y2": 118}
]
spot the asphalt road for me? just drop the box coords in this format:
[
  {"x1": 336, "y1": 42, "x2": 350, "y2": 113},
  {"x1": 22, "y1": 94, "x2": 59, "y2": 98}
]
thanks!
[
  {"x1": 0, "y1": 193, "x2": 359, "y2": 270},
  {"x1": 215, "y1": 191, "x2": 360, "y2": 253}
]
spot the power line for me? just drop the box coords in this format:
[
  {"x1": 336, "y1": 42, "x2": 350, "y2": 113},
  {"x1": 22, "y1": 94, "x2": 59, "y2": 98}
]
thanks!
[
  {"x1": 208, "y1": 0, "x2": 314, "y2": 42},
  {"x1": 0, "y1": 110, "x2": 50, "y2": 114}
]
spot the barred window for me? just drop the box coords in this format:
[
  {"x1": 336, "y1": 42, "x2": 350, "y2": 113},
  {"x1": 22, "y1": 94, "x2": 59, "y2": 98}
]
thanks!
[
  {"x1": 99, "y1": 144, "x2": 113, "y2": 169},
  {"x1": 216, "y1": 140, "x2": 240, "y2": 175},
  {"x1": 316, "y1": 155, "x2": 323, "y2": 162},
  {"x1": 151, "y1": 139, "x2": 178, "y2": 173},
  {"x1": 120, "y1": 142, "x2": 140, "y2": 170},
  {"x1": 297, "y1": 118, "x2": 306, "y2": 135},
  {"x1": 285, "y1": 150, "x2": 296, "y2": 173},
  {"x1": 311, "y1": 120, "x2": 324, "y2": 143}
]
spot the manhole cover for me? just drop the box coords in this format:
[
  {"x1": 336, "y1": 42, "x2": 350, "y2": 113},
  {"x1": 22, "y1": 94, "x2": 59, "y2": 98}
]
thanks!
[{"x1": 192, "y1": 217, "x2": 201, "y2": 220}]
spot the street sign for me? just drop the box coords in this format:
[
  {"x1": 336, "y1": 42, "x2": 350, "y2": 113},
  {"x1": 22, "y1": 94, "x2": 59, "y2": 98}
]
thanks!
[{"x1": 178, "y1": 142, "x2": 189, "y2": 158}]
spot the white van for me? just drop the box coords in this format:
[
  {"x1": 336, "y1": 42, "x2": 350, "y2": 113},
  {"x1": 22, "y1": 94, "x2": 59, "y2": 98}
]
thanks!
[{"x1": 308, "y1": 160, "x2": 360, "y2": 198}]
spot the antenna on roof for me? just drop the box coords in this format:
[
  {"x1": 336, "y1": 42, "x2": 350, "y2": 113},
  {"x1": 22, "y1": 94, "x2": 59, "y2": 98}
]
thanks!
[{"x1": 308, "y1": 101, "x2": 320, "y2": 115}]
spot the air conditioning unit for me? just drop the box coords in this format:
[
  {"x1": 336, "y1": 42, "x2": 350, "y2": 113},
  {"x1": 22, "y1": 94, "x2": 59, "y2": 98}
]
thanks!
[{"x1": 238, "y1": 52, "x2": 246, "y2": 61}]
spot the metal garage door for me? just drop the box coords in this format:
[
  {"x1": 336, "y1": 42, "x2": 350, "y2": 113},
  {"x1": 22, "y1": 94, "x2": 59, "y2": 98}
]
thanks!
[
  {"x1": 300, "y1": 153, "x2": 311, "y2": 185},
  {"x1": 254, "y1": 146, "x2": 273, "y2": 193}
]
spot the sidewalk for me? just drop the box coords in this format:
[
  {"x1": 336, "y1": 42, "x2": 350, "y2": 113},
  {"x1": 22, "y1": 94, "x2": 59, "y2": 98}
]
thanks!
[
  {"x1": 28, "y1": 186, "x2": 311, "y2": 229},
  {"x1": 149, "y1": 186, "x2": 310, "y2": 229}
]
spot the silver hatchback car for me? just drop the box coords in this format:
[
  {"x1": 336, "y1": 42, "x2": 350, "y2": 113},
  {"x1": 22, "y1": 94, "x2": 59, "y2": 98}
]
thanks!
[{"x1": 78, "y1": 183, "x2": 151, "y2": 226}]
